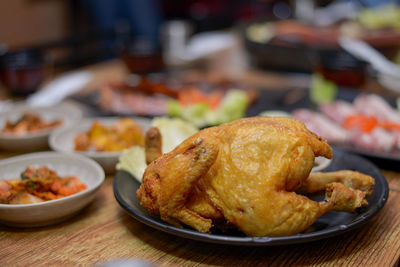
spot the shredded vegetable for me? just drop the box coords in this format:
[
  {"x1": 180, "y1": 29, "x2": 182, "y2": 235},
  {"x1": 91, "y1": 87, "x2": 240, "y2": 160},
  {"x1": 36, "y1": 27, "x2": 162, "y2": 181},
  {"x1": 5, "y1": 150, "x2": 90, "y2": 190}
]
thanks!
[
  {"x1": 310, "y1": 74, "x2": 338, "y2": 105},
  {"x1": 117, "y1": 117, "x2": 199, "y2": 182},
  {"x1": 167, "y1": 89, "x2": 249, "y2": 127}
]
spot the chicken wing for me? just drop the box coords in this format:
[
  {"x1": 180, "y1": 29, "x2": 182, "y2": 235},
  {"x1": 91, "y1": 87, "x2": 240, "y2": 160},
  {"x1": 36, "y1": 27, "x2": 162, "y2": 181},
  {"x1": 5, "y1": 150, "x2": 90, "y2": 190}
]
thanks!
[
  {"x1": 144, "y1": 127, "x2": 162, "y2": 164},
  {"x1": 297, "y1": 170, "x2": 375, "y2": 197},
  {"x1": 137, "y1": 117, "x2": 374, "y2": 236}
]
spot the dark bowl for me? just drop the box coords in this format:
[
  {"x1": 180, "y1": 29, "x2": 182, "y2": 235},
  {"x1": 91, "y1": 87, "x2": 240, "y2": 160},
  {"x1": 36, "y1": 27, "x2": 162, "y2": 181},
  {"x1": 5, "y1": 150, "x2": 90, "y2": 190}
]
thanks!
[
  {"x1": 121, "y1": 52, "x2": 164, "y2": 74},
  {"x1": 0, "y1": 49, "x2": 45, "y2": 95},
  {"x1": 244, "y1": 36, "x2": 367, "y2": 87},
  {"x1": 120, "y1": 38, "x2": 164, "y2": 74},
  {"x1": 312, "y1": 47, "x2": 368, "y2": 87},
  {"x1": 242, "y1": 19, "x2": 395, "y2": 86},
  {"x1": 245, "y1": 38, "x2": 313, "y2": 72}
]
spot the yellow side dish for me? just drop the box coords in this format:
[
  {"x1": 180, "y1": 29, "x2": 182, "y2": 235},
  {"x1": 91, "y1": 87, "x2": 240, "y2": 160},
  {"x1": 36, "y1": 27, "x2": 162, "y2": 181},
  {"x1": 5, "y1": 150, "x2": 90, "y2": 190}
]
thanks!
[{"x1": 74, "y1": 118, "x2": 144, "y2": 152}]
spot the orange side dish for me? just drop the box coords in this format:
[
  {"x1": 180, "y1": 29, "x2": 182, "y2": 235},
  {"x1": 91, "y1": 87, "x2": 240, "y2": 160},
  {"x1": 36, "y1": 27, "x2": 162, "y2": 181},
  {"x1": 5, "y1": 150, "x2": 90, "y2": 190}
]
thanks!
[
  {"x1": 177, "y1": 87, "x2": 223, "y2": 109},
  {"x1": 342, "y1": 114, "x2": 379, "y2": 133},
  {"x1": 0, "y1": 166, "x2": 87, "y2": 204},
  {"x1": 74, "y1": 118, "x2": 144, "y2": 152},
  {"x1": 1, "y1": 113, "x2": 62, "y2": 135},
  {"x1": 343, "y1": 113, "x2": 400, "y2": 133}
]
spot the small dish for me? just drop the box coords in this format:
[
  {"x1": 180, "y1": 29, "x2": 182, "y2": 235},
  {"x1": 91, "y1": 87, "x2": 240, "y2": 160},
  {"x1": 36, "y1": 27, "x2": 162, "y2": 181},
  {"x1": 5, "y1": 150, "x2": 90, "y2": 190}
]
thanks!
[
  {"x1": 0, "y1": 152, "x2": 105, "y2": 227},
  {"x1": 0, "y1": 102, "x2": 82, "y2": 151},
  {"x1": 49, "y1": 117, "x2": 151, "y2": 173},
  {"x1": 0, "y1": 48, "x2": 45, "y2": 95}
]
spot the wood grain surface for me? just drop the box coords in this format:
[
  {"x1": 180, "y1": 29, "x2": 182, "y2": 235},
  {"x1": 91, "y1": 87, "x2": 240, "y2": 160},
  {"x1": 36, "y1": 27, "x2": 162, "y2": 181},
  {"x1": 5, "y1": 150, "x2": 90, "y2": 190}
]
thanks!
[{"x1": 1, "y1": 170, "x2": 400, "y2": 267}]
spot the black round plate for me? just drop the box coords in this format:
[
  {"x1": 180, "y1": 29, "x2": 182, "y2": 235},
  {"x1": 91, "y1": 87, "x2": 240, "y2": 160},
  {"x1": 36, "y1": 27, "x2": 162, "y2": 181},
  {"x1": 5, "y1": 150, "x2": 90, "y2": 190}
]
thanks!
[{"x1": 113, "y1": 149, "x2": 388, "y2": 246}]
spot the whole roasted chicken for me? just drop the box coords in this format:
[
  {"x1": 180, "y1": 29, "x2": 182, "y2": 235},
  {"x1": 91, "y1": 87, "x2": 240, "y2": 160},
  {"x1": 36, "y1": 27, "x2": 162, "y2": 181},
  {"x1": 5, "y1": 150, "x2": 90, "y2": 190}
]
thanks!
[{"x1": 137, "y1": 117, "x2": 374, "y2": 237}]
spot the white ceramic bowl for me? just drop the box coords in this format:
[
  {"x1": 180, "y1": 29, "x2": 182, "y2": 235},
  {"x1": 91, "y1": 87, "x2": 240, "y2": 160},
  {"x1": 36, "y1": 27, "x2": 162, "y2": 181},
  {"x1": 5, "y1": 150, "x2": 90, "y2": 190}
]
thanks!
[
  {"x1": 0, "y1": 103, "x2": 82, "y2": 151},
  {"x1": 0, "y1": 152, "x2": 105, "y2": 227},
  {"x1": 49, "y1": 117, "x2": 151, "y2": 174}
]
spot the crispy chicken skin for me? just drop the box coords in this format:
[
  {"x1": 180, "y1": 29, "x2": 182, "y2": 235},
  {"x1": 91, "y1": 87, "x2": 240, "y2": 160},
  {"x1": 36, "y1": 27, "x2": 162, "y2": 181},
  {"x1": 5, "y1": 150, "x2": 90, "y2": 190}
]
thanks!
[
  {"x1": 297, "y1": 170, "x2": 374, "y2": 197},
  {"x1": 137, "y1": 117, "x2": 374, "y2": 237},
  {"x1": 145, "y1": 127, "x2": 162, "y2": 165}
]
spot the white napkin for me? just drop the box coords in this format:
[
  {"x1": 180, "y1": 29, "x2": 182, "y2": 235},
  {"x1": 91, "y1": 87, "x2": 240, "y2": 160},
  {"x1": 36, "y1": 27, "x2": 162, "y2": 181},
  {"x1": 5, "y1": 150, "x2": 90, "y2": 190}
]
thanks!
[{"x1": 27, "y1": 70, "x2": 92, "y2": 107}]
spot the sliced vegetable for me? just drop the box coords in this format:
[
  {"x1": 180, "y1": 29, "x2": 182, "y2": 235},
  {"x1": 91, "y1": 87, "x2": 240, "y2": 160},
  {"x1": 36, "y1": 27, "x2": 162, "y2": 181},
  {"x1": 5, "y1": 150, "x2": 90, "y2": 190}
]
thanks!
[
  {"x1": 117, "y1": 117, "x2": 199, "y2": 182},
  {"x1": 259, "y1": 110, "x2": 292, "y2": 118},
  {"x1": 343, "y1": 114, "x2": 379, "y2": 133},
  {"x1": 167, "y1": 89, "x2": 249, "y2": 127},
  {"x1": 342, "y1": 113, "x2": 400, "y2": 133},
  {"x1": 310, "y1": 73, "x2": 338, "y2": 105},
  {"x1": 380, "y1": 121, "x2": 400, "y2": 131},
  {"x1": 117, "y1": 146, "x2": 147, "y2": 183},
  {"x1": 151, "y1": 117, "x2": 199, "y2": 153},
  {"x1": 218, "y1": 90, "x2": 249, "y2": 123},
  {"x1": 177, "y1": 88, "x2": 223, "y2": 109},
  {"x1": 358, "y1": 5, "x2": 400, "y2": 29}
]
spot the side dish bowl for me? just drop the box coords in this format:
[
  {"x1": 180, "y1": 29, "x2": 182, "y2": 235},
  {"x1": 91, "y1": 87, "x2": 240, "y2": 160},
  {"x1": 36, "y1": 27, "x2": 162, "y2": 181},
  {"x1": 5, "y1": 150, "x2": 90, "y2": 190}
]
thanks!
[
  {"x1": 0, "y1": 152, "x2": 105, "y2": 227},
  {"x1": 0, "y1": 103, "x2": 82, "y2": 151},
  {"x1": 49, "y1": 117, "x2": 151, "y2": 173}
]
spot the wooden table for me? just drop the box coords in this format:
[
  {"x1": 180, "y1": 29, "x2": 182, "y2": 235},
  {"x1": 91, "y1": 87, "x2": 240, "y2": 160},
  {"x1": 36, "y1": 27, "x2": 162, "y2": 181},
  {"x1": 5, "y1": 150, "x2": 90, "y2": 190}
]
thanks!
[{"x1": 1, "y1": 60, "x2": 400, "y2": 266}]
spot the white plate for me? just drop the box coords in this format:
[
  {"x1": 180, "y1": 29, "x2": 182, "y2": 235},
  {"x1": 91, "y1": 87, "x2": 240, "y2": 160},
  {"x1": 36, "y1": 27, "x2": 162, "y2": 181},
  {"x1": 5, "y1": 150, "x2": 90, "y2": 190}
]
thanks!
[
  {"x1": 0, "y1": 103, "x2": 82, "y2": 151},
  {"x1": 49, "y1": 117, "x2": 151, "y2": 173},
  {"x1": 0, "y1": 152, "x2": 104, "y2": 227}
]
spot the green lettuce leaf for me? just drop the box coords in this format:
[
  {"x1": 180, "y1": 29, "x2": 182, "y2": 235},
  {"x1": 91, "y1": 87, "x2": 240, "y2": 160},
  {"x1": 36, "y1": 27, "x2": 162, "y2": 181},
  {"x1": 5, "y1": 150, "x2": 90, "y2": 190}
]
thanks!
[
  {"x1": 310, "y1": 73, "x2": 337, "y2": 105},
  {"x1": 167, "y1": 89, "x2": 249, "y2": 127}
]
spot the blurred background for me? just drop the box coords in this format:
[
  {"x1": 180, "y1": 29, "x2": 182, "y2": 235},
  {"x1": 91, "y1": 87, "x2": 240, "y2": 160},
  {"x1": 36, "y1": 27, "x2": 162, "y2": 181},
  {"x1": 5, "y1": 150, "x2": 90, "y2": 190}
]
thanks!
[
  {"x1": 0, "y1": 0, "x2": 400, "y2": 97},
  {"x1": 0, "y1": 0, "x2": 264, "y2": 69}
]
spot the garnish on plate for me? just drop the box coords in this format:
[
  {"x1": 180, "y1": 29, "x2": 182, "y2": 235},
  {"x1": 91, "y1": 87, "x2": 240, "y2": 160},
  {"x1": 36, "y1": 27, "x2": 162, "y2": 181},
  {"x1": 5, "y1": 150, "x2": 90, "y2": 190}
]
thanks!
[
  {"x1": 167, "y1": 88, "x2": 250, "y2": 127},
  {"x1": 117, "y1": 117, "x2": 198, "y2": 182}
]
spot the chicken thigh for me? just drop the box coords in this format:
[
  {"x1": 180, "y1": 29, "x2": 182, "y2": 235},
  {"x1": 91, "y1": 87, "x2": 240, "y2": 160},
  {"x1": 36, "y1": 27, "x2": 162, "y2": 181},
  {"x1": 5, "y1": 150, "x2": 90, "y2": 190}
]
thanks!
[{"x1": 137, "y1": 117, "x2": 374, "y2": 237}]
